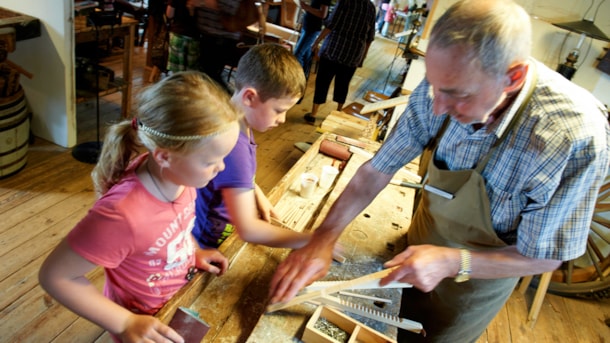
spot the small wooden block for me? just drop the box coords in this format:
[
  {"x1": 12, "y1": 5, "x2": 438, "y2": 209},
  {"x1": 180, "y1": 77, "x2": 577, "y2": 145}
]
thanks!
[{"x1": 302, "y1": 305, "x2": 397, "y2": 343}]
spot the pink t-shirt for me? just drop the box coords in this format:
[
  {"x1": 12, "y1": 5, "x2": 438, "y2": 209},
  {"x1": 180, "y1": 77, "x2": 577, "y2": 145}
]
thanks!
[{"x1": 68, "y1": 154, "x2": 197, "y2": 315}]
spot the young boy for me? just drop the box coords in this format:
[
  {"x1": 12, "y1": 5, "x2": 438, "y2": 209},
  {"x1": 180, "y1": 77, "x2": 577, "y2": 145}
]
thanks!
[{"x1": 192, "y1": 43, "x2": 311, "y2": 249}]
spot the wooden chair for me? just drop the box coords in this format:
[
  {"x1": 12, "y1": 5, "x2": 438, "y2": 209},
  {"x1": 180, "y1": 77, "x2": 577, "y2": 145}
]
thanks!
[
  {"x1": 280, "y1": 0, "x2": 301, "y2": 30},
  {"x1": 517, "y1": 271, "x2": 554, "y2": 328}
]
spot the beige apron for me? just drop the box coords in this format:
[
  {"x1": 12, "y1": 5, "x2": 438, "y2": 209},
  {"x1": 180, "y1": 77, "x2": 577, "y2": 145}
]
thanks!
[{"x1": 398, "y1": 74, "x2": 536, "y2": 342}]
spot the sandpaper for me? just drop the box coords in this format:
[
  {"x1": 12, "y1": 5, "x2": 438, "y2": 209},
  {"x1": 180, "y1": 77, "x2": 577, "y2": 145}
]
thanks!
[{"x1": 168, "y1": 307, "x2": 210, "y2": 343}]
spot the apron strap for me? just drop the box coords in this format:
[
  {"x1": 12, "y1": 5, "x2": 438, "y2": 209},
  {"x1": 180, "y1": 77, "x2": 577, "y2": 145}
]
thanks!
[{"x1": 418, "y1": 115, "x2": 451, "y2": 179}]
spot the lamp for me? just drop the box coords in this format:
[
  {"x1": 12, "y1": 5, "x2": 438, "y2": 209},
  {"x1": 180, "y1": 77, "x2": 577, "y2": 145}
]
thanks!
[{"x1": 552, "y1": 0, "x2": 610, "y2": 80}]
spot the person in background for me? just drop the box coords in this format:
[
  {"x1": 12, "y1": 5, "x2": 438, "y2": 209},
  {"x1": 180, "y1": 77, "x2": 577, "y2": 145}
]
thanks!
[
  {"x1": 39, "y1": 72, "x2": 241, "y2": 343},
  {"x1": 192, "y1": 44, "x2": 321, "y2": 251},
  {"x1": 376, "y1": 0, "x2": 391, "y2": 33},
  {"x1": 292, "y1": 0, "x2": 331, "y2": 80},
  {"x1": 270, "y1": 1, "x2": 610, "y2": 342},
  {"x1": 166, "y1": 0, "x2": 201, "y2": 72},
  {"x1": 381, "y1": 0, "x2": 398, "y2": 37},
  {"x1": 303, "y1": 0, "x2": 376, "y2": 124}
]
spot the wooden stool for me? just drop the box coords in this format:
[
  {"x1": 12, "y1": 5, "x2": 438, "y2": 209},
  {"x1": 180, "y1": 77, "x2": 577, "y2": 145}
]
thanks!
[{"x1": 517, "y1": 271, "x2": 553, "y2": 328}]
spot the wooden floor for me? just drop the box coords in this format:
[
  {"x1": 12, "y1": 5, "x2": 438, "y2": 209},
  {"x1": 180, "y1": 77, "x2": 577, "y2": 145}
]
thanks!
[{"x1": 1, "y1": 34, "x2": 609, "y2": 343}]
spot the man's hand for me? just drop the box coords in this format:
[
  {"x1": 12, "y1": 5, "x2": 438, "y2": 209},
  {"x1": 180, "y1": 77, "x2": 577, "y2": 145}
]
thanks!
[
  {"x1": 381, "y1": 244, "x2": 459, "y2": 292},
  {"x1": 268, "y1": 240, "x2": 334, "y2": 304},
  {"x1": 119, "y1": 314, "x2": 184, "y2": 343},
  {"x1": 195, "y1": 248, "x2": 228, "y2": 276}
]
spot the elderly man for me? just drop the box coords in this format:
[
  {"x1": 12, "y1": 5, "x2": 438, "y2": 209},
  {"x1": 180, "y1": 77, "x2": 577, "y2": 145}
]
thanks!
[{"x1": 269, "y1": 0, "x2": 610, "y2": 342}]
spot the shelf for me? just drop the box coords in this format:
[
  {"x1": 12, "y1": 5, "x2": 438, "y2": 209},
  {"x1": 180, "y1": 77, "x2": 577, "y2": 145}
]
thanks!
[{"x1": 75, "y1": 77, "x2": 126, "y2": 103}]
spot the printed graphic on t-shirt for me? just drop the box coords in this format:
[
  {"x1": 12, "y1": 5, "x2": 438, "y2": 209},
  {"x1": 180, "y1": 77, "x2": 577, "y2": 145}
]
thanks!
[{"x1": 143, "y1": 203, "x2": 196, "y2": 294}]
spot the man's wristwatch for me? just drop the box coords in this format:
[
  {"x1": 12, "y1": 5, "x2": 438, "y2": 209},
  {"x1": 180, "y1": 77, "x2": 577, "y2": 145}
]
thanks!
[{"x1": 454, "y1": 248, "x2": 471, "y2": 283}]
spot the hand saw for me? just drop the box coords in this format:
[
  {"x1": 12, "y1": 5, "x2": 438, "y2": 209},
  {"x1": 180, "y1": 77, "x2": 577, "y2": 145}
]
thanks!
[
  {"x1": 313, "y1": 294, "x2": 424, "y2": 334},
  {"x1": 266, "y1": 267, "x2": 404, "y2": 313}
]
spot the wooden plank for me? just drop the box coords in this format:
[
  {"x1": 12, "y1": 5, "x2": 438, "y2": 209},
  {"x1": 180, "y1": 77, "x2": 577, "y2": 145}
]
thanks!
[
  {"x1": 0, "y1": 176, "x2": 93, "y2": 238},
  {"x1": 154, "y1": 233, "x2": 247, "y2": 323},
  {"x1": 360, "y1": 96, "x2": 409, "y2": 114},
  {"x1": 2, "y1": 266, "x2": 105, "y2": 343}
]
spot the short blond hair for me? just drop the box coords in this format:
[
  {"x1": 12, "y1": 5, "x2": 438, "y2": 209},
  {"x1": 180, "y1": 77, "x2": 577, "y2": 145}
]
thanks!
[{"x1": 234, "y1": 43, "x2": 306, "y2": 101}]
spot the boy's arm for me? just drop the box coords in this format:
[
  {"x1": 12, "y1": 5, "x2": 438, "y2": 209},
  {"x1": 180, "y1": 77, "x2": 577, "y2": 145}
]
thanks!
[
  {"x1": 253, "y1": 183, "x2": 277, "y2": 222},
  {"x1": 39, "y1": 239, "x2": 183, "y2": 342},
  {"x1": 222, "y1": 187, "x2": 312, "y2": 249}
]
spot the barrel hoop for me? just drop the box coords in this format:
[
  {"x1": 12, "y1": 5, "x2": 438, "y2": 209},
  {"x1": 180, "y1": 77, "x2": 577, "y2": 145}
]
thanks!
[
  {"x1": 0, "y1": 98, "x2": 27, "y2": 121},
  {"x1": 0, "y1": 138, "x2": 29, "y2": 157},
  {"x1": 0, "y1": 110, "x2": 29, "y2": 131}
]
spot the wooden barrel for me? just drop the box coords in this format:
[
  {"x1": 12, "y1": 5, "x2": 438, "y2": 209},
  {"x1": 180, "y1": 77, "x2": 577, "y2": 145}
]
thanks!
[{"x1": 0, "y1": 87, "x2": 30, "y2": 178}]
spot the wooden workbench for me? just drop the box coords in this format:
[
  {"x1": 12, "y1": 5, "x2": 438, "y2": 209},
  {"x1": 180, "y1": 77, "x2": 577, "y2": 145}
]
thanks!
[{"x1": 156, "y1": 132, "x2": 419, "y2": 342}]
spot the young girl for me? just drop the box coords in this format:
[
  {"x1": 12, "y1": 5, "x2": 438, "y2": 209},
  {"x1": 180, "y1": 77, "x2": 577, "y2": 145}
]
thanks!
[{"x1": 39, "y1": 72, "x2": 241, "y2": 343}]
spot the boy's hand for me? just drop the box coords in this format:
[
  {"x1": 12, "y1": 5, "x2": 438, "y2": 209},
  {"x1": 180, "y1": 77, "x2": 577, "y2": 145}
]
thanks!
[
  {"x1": 195, "y1": 248, "x2": 228, "y2": 276},
  {"x1": 120, "y1": 314, "x2": 184, "y2": 343},
  {"x1": 254, "y1": 185, "x2": 277, "y2": 222}
]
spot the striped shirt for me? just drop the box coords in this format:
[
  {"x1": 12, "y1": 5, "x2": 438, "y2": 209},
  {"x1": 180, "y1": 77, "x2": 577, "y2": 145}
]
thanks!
[
  {"x1": 371, "y1": 60, "x2": 609, "y2": 261},
  {"x1": 320, "y1": 0, "x2": 376, "y2": 68}
]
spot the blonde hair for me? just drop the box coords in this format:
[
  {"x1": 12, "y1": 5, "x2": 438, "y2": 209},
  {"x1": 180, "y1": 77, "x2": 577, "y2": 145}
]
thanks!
[
  {"x1": 92, "y1": 71, "x2": 241, "y2": 196},
  {"x1": 234, "y1": 43, "x2": 306, "y2": 102}
]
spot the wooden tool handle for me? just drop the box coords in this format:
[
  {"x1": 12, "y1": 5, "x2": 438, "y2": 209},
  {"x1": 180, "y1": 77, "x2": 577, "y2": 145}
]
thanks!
[{"x1": 319, "y1": 139, "x2": 351, "y2": 161}]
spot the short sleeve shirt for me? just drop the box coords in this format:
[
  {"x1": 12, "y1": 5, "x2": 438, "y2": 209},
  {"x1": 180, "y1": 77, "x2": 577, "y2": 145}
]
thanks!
[
  {"x1": 321, "y1": 0, "x2": 376, "y2": 67},
  {"x1": 371, "y1": 60, "x2": 610, "y2": 261},
  {"x1": 193, "y1": 130, "x2": 257, "y2": 246},
  {"x1": 301, "y1": 0, "x2": 332, "y2": 33},
  {"x1": 67, "y1": 154, "x2": 197, "y2": 314}
]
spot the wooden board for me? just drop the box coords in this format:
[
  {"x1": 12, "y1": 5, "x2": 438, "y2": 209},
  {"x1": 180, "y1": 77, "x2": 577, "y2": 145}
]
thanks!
[
  {"x1": 360, "y1": 96, "x2": 410, "y2": 115},
  {"x1": 246, "y1": 144, "x2": 417, "y2": 342}
]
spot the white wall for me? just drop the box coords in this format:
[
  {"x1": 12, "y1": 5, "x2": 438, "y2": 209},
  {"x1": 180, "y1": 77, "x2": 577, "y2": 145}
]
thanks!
[{"x1": 3, "y1": 0, "x2": 76, "y2": 147}]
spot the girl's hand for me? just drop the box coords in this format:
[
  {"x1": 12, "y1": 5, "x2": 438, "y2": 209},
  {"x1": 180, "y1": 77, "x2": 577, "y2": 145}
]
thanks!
[
  {"x1": 120, "y1": 314, "x2": 184, "y2": 343},
  {"x1": 195, "y1": 248, "x2": 228, "y2": 276}
]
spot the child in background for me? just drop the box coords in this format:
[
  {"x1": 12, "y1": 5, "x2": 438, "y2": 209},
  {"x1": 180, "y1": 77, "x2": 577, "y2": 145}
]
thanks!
[
  {"x1": 192, "y1": 43, "x2": 314, "y2": 249},
  {"x1": 39, "y1": 72, "x2": 241, "y2": 343},
  {"x1": 381, "y1": 0, "x2": 398, "y2": 37},
  {"x1": 166, "y1": 0, "x2": 201, "y2": 72}
]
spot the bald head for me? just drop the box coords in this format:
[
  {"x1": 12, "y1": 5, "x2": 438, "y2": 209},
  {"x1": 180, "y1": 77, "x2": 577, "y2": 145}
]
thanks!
[{"x1": 429, "y1": 0, "x2": 531, "y2": 78}]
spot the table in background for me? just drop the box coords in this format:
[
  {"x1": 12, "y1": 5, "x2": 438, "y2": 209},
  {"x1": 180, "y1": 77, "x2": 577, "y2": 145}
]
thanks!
[{"x1": 74, "y1": 16, "x2": 137, "y2": 118}]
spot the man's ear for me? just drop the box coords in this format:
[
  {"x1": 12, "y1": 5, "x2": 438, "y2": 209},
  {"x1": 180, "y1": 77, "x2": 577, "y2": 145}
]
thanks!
[{"x1": 505, "y1": 63, "x2": 528, "y2": 93}]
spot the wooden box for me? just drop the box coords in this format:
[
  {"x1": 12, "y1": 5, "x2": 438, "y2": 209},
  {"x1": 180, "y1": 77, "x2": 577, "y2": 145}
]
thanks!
[{"x1": 302, "y1": 305, "x2": 397, "y2": 343}]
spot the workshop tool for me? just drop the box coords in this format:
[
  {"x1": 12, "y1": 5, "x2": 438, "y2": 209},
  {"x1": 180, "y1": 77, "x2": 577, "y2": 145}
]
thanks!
[
  {"x1": 313, "y1": 294, "x2": 423, "y2": 333},
  {"x1": 267, "y1": 267, "x2": 424, "y2": 334},
  {"x1": 319, "y1": 139, "x2": 352, "y2": 162},
  {"x1": 267, "y1": 267, "x2": 402, "y2": 312},
  {"x1": 389, "y1": 179, "x2": 454, "y2": 200}
]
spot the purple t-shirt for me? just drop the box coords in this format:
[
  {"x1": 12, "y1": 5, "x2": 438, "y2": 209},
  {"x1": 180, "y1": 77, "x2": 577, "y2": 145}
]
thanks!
[{"x1": 192, "y1": 130, "x2": 257, "y2": 247}]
